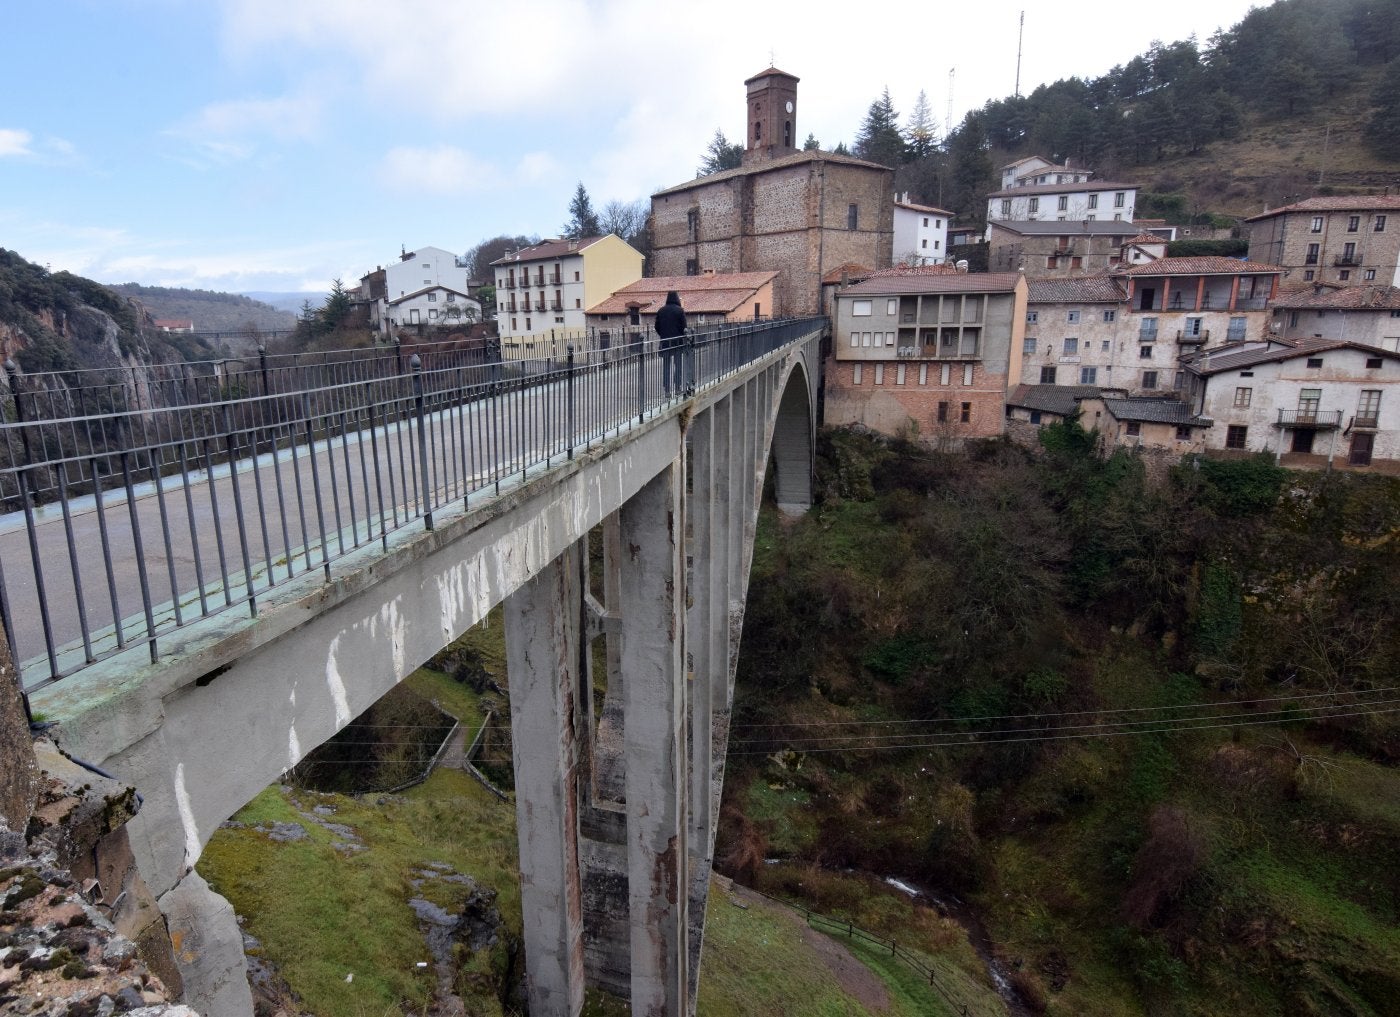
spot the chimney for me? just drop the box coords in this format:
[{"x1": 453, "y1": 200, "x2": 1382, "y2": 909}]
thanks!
[
  {"x1": 568, "y1": 240, "x2": 579, "y2": 251},
  {"x1": 956, "y1": 259, "x2": 969, "y2": 273}
]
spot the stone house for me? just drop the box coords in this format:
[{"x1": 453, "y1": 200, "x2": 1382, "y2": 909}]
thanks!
[
  {"x1": 988, "y1": 220, "x2": 1167, "y2": 278},
  {"x1": 1021, "y1": 276, "x2": 1134, "y2": 389},
  {"x1": 1078, "y1": 394, "x2": 1212, "y2": 454},
  {"x1": 826, "y1": 269, "x2": 1027, "y2": 442},
  {"x1": 650, "y1": 67, "x2": 893, "y2": 317},
  {"x1": 1182, "y1": 338, "x2": 1400, "y2": 467},
  {"x1": 1244, "y1": 196, "x2": 1400, "y2": 289},
  {"x1": 1268, "y1": 283, "x2": 1400, "y2": 351}
]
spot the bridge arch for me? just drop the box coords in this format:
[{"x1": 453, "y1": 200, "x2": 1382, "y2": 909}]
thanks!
[{"x1": 28, "y1": 322, "x2": 826, "y2": 1017}]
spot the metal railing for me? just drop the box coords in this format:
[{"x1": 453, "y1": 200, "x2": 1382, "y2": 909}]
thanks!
[
  {"x1": 1275, "y1": 408, "x2": 1343, "y2": 427},
  {"x1": 1, "y1": 317, "x2": 821, "y2": 692}
]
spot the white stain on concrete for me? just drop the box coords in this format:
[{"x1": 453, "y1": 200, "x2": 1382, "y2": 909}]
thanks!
[
  {"x1": 288, "y1": 727, "x2": 302, "y2": 769},
  {"x1": 174, "y1": 763, "x2": 201, "y2": 871},
  {"x1": 324, "y1": 635, "x2": 352, "y2": 728}
]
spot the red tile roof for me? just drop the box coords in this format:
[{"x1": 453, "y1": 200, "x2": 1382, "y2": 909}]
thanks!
[
  {"x1": 490, "y1": 237, "x2": 605, "y2": 266},
  {"x1": 1184, "y1": 337, "x2": 1398, "y2": 375},
  {"x1": 1268, "y1": 284, "x2": 1400, "y2": 310},
  {"x1": 745, "y1": 66, "x2": 799, "y2": 83},
  {"x1": 653, "y1": 149, "x2": 889, "y2": 196},
  {"x1": 1119, "y1": 256, "x2": 1282, "y2": 276},
  {"x1": 1244, "y1": 195, "x2": 1400, "y2": 222},
  {"x1": 586, "y1": 272, "x2": 777, "y2": 316},
  {"x1": 1027, "y1": 276, "x2": 1127, "y2": 303},
  {"x1": 821, "y1": 263, "x2": 874, "y2": 285},
  {"x1": 867, "y1": 263, "x2": 962, "y2": 278},
  {"x1": 987, "y1": 180, "x2": 1138, "y2": 198},
  {"x1": 895, "y1": 200, "x2": 954, "y2": 215},
  {"x1": 841, "y1": 271, "x2": 1025, "y2": 296}
]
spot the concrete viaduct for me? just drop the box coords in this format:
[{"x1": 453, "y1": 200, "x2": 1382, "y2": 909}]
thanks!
[{"x1": 29, "y1": 322, "x2": 824, "y2": 1016}]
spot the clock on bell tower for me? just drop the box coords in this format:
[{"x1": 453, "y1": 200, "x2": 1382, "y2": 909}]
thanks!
[{"x1": 742, "y1": 66, "x2": 799, "y2": 165}]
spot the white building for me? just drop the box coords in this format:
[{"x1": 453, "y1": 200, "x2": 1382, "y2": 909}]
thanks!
[
  {"x1": 987, "y1": 156, "x2": 1137, "y2": 227},
  {"x1": 1183, "y1": 338, "x2": 1400, "y2": 467},
  {"x1": 376, "y1": 246, "x2": 476, "y2": 335},
  {"x1": 491, "y1": 235, "x2": 644, "y2": 356},
  {"x1": 385, "y1": 285, "x2": 482, "y2": 330},
  {"x1": 1269, "y1": 284, "x2": 1400, "y2": 351},
  {"x1": 892, "y1": 195, "x2": 952, "y2": 265}
]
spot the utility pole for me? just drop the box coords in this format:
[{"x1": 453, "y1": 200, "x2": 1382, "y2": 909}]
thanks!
[
  {"x1": 945, "y1": 67, "x2": 956, "y2": 137},
  {"x1": 1015, "y1": 11, "x2": 1025, "y2": 98}
]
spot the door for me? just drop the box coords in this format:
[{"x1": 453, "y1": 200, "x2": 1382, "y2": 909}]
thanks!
[
  {"x1": 1138, "y1": 287, "x2": 1155, "y2": 310},
  {"x1": 1291, "y1": 429, "x2": 1315, "y2": 454},
  {"x1": 1349, "y1": 432, "x2": 1374, "y2": 466},
  {"x1": 409, "y1": 309, "x2": 420, "y2": 324}
]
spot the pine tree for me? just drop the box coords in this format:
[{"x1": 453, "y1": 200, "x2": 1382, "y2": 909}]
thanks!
[
  {"x1": 802, "y1": 132, "x2": 821, "y2": 151},
  {"x1": 563, "y1": 183, "x2": 602, "y2": 239},
  {"x1": 698, "y1": 129, "x2": 744, "y2": 175},
  {"x1": 904, "y1": 90, "x2": 937, "y2": 159},
  {"x1": 854, "y1": 88, "x2": 907, "y2": 168},
  {"x1": 1366, "y1": 57, "x2": 1400, "y2": 159}
]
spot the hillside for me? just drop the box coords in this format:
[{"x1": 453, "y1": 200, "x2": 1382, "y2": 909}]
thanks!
[
  {"x1": 108, "y1": 282, "x2": 296, "y2": 332},
  {"x1": 0, "y1": 248, "x2": 224, "y2": 373}
]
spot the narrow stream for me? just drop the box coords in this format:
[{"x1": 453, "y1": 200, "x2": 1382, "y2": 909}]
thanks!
[{"x1": 883, "y1": 875, "x2": 1036, "y2": 1017}]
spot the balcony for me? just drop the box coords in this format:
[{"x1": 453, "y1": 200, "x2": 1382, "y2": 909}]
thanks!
[
  {"x1": 1275, "y1": 409, "x2": 1343, "y2": 428},
  {"x1": 1353, "y1": 413, "x2": 1380, "y2": 429},
  {"x1": 547, "y1": 275, "x2": 562, "y2": 286},
  {"x1": 550, "y1": 301, "x2": 563, "y2": 311},
  {"x1": 1176, "y1": 329, "x2": 1210, "y2": 343},
  {"x1": 1333, "y1": 255, "x2": 1362, "y2": 267},
  {"x1": 534, "y1": 302, "x2": 546, "y2": 312}
]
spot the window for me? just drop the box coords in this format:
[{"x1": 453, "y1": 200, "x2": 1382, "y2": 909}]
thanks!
[
  {"x1": 1140, "y1": 345, "x2": 1154, "y2": 359},
  {"x1": 687, "y1": 209, "x2": 699, "y2": 240},
  {"x1": 1348, "y1": 215, "x2": 1360, "y2": 232},
  {"x1": 1304, "y1": 270, "x2": 1315, "y2": 280},
  {"x1": 937, "y1": 401, "x2": 949, "y2": 422},
  {"x1": 847, "y1": 203, "x2": 859, "y2": 230},
  {"x1": 1235, "y1": 387, "x2": 1252, "y2": 407},
  {"x1": 1226, "y1": 425, "x2": 1248, "y2": 449},
  {"x1": 1311, "y1": 216, "x2": 1323, "y2": 233},
  {"x1": 1029, "y1": 197, "x2": 1040, "y2": 213},
  {"x1": 850, "y1": 331, "x2": 860, "y2": 347},
  {"x1": 1126, "y1": 421, "x2": 1141, "y2": 437},
  {"x1": 1342, "y1": 241, "x2": 1357, "y2": 263},
  {"x1": 851, "y1": 299, "x2": 872, "y2": 316},
  {"x1": 1366, "y1": 357, "x2": 1383, "y2": 368},
  {"x1": 1026, "y1": 310, "x2": 1038, "y2": 323},
  {"x1": 428, "y1": 309, "x2": 437, "y2": 319},
  {"x1": 1001, "y1": 199, "x2": 1012, "y2": 217},
  {"x1": 575, "y1": 271, "x2": 581, "y2": 281},
  {"x1": 1305, "y1": 243, "x2": 1319, "y2": 265},
  {"x1": 922, "y1": 217, "x2": 929, "y2": 227},
  {"x1": 1114, "y1": 192, "x2": 1125, "y2": 208},
  {"x1": 1307, "y1": 357, "x2": 1324, "y2": 368},
  {"x1": 886, "y1": 298, "x2": 898, "y2": 315},
  {"x1": 1040, "y1": 366, "x2": 1057, "y2": 383},
  {"x1": 960, "y1": 402, "x2": 972, "y2": 423},
  {"x1": 1030, "y1": 410, "x2": 1042, "y2": 424},
  {"x1": 1142, "y1": 370, "x2": 1158, "y2": 389},
  {"x1": 1357, "y1": 389, "x2": 1381, "y2": 425},
  {"x1": 922, "y1": 239, "x2": 928, "y2": 248},
  {"x1": 1064, "y1": 337, "x2": 1079, "y2": 354},
  {"x1": 445, "y1": 292, "x2": 456, "y2": 302},
  {"x1": 1299, "y1": 388, "x2": 1321, "y2": 417},
  {"x1": 1058, "y1": 195, "x2": 1069, "y2": 211},
  {"x1": 1365, "y1": 269, "x2": 1377, "y2": 280},
  {"x1": 1340, "y1": 271, "x2": 1351, "y2": 280},
  {"x1": 1376, "y1": 215, "x2": 1387, "y2": 232},
  {"x1": 1080, "y1": 367, "x2": 1097, "y2": 384},
  {"x1": 1102, "y1": 340, "x2": 1111, "y2": 351},
  {"x1": 1183, "y1": 317, "x2": 1204, "y2": 337},
  {"x1": 427, "y1": 292, "x2": 436, "y2": 302},
  {"x1": 1023, "y1": 337, "x2": 1037, "y2": 354},
  {"x1": 1103, "y1": 310, "x2": 1116, "y2": 322},
  {"x1": 1175, "y1": 425, "x2": 1192, "y2": 440},
  {"x1": 1139, "y1": 318, "x2": 1158, "y2": 341},
  {"x1": 1067, "y1": 310, "x2": 1080, "y2": 323},
  {"x1": 685, "y1": 259, "x2": 698, "y2": 276},
  {"x1": 1088, "y1": 194, "x2": 1099, "y2": 209},
  {"x1": 1240, "y1": 371, "x2": 1254, "y2": 377},
  {"x1": 1227, "y1": 317, "x2": 1247, "y2": 341}
]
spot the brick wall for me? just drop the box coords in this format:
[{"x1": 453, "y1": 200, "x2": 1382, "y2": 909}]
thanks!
[{"x1": 824, "y1": 358, "x2": 1009, "y2": 443}]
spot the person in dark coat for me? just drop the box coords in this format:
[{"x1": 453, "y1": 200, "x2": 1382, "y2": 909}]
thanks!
[{"x1": 654, "y1": 290, "x2": 687, "y2": 396}]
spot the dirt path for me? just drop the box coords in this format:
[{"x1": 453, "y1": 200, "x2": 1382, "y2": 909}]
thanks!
[{"x1": 726, "y1": 883, "x2": 892, "y2": 1014}]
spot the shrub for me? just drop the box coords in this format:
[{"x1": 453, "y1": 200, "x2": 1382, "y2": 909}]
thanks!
[{"x1": 1121, "y1": 805, "x2": 1209, "y2": 929}]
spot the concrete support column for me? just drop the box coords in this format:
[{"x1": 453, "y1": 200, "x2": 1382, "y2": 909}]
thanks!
[
  {"x1": 504, "y1": 545, "x2": 587, "y2": 1017},
  {"x1": 620, "y1": 461, "x2": 688, "y2": 1016}
]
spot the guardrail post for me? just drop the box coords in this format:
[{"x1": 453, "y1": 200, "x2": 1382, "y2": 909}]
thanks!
[
  {"x1": 635, "y1": 331, "x2": 646, "y2": 425},
  {"x1": 684, "y1": 330, "x2": 696, "y2": 398},
  {"x1": 258, "y1": 344, "x2": 270, "y2": 397},
  {"x1": 411, "y1": 354, "x2": 433, "y2": 530},
  {"x1": 565, "y1": 343, "x2": 575, "y2": 460}
]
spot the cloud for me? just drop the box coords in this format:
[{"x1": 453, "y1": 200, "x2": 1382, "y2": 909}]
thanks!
[
  {"x1": 379, "y1": 146, "x2": 502, "y2": 195},
  {"x1": 170, "y1": 92, "x2": 323, "y2": 164},
  {"x1": 0, "y1": 129, "x2": 34, "y2": 157}
]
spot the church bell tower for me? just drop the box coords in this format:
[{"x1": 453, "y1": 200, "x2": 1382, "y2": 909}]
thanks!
[{"x1": 742, "y1": 67, "x2": 799, "y2": 165}]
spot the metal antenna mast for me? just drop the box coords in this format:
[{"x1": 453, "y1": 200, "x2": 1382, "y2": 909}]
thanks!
[
  {"x1": 1015, "y1": 11, "x2": 1025, "y2": 97},
  {"x1": 945, "y1": 67, "x2": 955, "y2": 136}
]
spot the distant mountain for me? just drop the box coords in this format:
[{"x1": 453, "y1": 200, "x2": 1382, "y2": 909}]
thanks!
[
  {"x1": 240, "y1": 291, "x2": 321, "y2": 317},
  {"x1": 108, "y1": 283, "x2": 297, "y2": 332}
]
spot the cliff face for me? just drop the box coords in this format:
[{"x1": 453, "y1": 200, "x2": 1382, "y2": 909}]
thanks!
[{"x1": 0, "y1": 248, "x2": 223, "y2": 378}]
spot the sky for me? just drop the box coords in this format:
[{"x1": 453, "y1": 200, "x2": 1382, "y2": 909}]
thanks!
[{"x1": 2, "y1": 0, "x2": 1272, "y2": 298}]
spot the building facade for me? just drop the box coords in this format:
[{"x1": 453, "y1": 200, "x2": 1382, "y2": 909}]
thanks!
[
  {"x1": 826, "y1": 270, "x2": 1028, "y2": 442},
  {"x1": 384, "y1": 286, "x2": 481, "y2": 331},
  {"x1": 988, "y1": 221, "x2": 1166, "y2": 277},
  {"x1": 1183, "y1": 339, "x2": 1400, "y2": 467},
  {"x1": 491, "y1": 235, "x2": 644, "y2": 357},
  {"x1": 893, "y1": 197, "x2": 952, "y2": 265},
  {"x1": 986, "y1": 156, "x2": 1138, "y2": 225},
  {"x1": 1244, "y1": 196, "x2": 1400, "y2": 289},
  {"x1": 584, "y1": 271, "x2": 778, "y2": 331},
  {"x1": 1269, "y1": 284, "x2": 1400, "y2": 350},
  {"x1": 650, "y1": 68, "x2": 893, "y2": 316}
]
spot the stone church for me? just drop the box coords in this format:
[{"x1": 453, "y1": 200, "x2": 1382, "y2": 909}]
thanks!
[{"x1": 650, "y1": 68, "x2": 894, "y2": 317}]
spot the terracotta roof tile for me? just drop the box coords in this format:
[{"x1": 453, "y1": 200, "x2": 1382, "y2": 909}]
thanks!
[
  {"x1": 585, "y1": 272, "x2": 777, "y2": 316},
  {"x1": 1185, "y1": 337, "x2": 1399, "y2": 375},
  {"x1": 490, "y1": 236, "x2": 606, "y2": 266},
  {"x1": 1244, "y1": 195, "x2": 1400, "y2": 221},
  {"x1": 867, "y1": 263, "x2": 962, "y2": 278},
  {"x1": 1269, "y1": 284, "x2": 1400, "y2": 310},
  {"x1": 822, "y1": 263, "x2": 874, "y2": 285},
  {"x1": 841, "y1": 271, "x2": 1025, "y2": 296},
  {"x1": 653, "y1": 149, "x2": 889, "y2": 197},
  {"x1": 894, "y1": 200, "x2": 954, "y2": 215},
  {"x1": 1027, "y1": 276, "x2": 1127, "y2": 304},
  {"x1": 1120, "y1": 256, "x2": 1282, "y2": 276}
]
